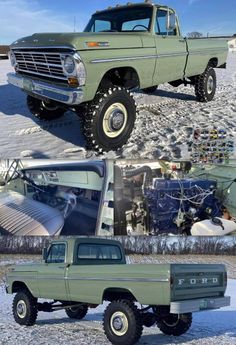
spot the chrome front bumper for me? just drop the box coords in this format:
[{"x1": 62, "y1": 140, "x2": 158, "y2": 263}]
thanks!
[
  {"x1": 7, "y1": 73, "x2": 84, "y2": 105},
  {"x1": 170, "y1": 296, "x2": 230, "y2": 314}
]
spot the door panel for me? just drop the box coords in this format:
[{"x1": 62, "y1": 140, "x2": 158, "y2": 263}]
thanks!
[
  {"x1": 153, "y1": 9, "x2": 187, "y2": 84},
  {"x1": 37, "y1": 243, "x2": 68, "y2": 300},
  {"x1": 37, "y1": 264, "x2": 68, "y2": 300}
]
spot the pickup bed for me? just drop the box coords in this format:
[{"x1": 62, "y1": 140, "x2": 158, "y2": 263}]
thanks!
[
  {"x1": 6, "y1": 238, "x2": 230, "y2": 345},
  {"x1": 7, "y1": 2, "x2": 228, "y2": 152}
]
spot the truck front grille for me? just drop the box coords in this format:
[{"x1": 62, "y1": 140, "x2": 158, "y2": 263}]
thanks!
[{"x1": 14, "y1": 51, "x2": 67, "y2": 81}]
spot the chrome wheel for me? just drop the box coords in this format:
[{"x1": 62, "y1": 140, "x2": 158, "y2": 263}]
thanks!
[
  {"x1": 207, "y1": 75, "x2": 214, "y2": 94},
  {"x1": 103, "y1": 103, "x2": 128, "y2": 138},
  {"x1": 110, "y1": 311, "x2": 129, "y2": 336},
  {"x1": 17, "y1": 300, "x2": 27, "y2": 319}
]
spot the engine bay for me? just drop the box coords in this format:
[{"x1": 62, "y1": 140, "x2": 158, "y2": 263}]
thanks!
[{"x1": 114, "y1": 161, "x2": 236, "y2": 236}]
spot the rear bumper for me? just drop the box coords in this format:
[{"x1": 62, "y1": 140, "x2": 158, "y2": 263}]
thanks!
[
  {"x1": 7, "y1": 72, "x2": 84, "y2": 105},
  {"x1": 170, "y1": 296, "x2": 230, "y2": 314}
]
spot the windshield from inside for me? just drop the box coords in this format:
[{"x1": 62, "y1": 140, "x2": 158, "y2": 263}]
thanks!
[{"x1": 84, "y1": 6, "x2": 153, "y2": 33}]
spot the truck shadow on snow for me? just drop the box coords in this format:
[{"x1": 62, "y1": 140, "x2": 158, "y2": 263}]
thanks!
[
  {"x1": 140, "y1": 88, "x2": 197, "y2": 102},
  {"x1": 0, "y1": 84, "x2": 31, "y2": 117},
  {"x1": 35, "y1": 310, "x2": 236, "y2": 343},
  {"x1": 0, "y1": 84, "x2": 87, "y2": 150}
]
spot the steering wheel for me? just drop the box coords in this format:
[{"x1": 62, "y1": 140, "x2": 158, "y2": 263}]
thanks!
[{"x1": 132, "y1": 24, "x2": 149, "y2": 31}]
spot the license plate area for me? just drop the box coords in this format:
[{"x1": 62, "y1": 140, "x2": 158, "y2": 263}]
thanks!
[{"x1": 200, "y1": 299, "x2": 208, "y2": 310}]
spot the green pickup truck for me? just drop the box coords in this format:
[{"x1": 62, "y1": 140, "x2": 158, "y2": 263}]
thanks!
[
  {"x1": 7, "y1": 2, "x2": 228, "y2": 152},
  {"x1": 6, "y1": 238, "x2": 230, "y2": 345}
]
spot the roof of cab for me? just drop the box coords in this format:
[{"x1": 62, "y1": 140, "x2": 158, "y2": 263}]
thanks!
[
  {"x1": 51, "y1": 237, "x2": 123, "y2": 247},
  {"x1": 94, "y1": 2, "x2": 159, "y2": 15}
]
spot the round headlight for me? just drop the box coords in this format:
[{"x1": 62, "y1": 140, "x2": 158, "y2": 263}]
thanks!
[
  {"x1": 9, "y1": 51, "x2": 17, "y2": 67},
  {"x1": 63, "y1": 55, "x2": 75, "y2": 75}
]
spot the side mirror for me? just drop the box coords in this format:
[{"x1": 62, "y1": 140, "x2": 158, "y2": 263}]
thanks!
[
  {"x1": 42, "y1": 247, "x2": 48, "y2": 262},
  {"x1": 166, "y1": 11, "x2": 177, "y2": 31}
]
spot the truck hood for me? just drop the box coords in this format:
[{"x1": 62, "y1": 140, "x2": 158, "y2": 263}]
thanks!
[{"x1": 11, "y1": 32, "x2": 145, "y2": 51}]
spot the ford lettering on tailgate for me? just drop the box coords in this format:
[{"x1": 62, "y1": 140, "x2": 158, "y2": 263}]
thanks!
[{"x1": 178, "y1": 277, "x2": 219, "y2": 286}]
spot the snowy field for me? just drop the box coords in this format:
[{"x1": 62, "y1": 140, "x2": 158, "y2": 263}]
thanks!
[
  {"x1": 0, "y1": 255, "x2": 236, "y2": 345},
  {"x1": 0, "y1": 53, "x2": 235, "y2": 159}
]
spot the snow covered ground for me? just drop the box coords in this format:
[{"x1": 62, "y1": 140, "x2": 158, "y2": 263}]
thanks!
[
  {"x1": 0, "y1": 53, "x2": 235, "y2": 159},
  {"x1": 0, "y1": 256, "x2": 235, "y2": 345}
]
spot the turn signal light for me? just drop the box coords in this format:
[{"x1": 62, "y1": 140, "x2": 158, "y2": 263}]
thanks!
[
  {"x1": 87, "y1": 42, "x2": 100, "y2": 47},
  {"x1": 86, "y1": 42, "x2": 109, "y2": 48},
  {"x1": 68, "y1": 77, "x2": 79, "y2": 86}
]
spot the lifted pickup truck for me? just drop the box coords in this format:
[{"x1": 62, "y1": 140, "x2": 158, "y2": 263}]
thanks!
[
  {"x1": 7, "y1": 2, "x2": 228, "y2": 152},
  {"x1": 6, "y1": 238, "x2": 230, "y2": 345}
]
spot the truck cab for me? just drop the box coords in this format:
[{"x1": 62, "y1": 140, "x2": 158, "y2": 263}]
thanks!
[{"x1": 6, "y1": 237, "x2": 230, "y2": 345}]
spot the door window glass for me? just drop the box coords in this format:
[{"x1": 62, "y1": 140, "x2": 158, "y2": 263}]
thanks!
[
  {"x1": 155, "y1": 10, "x2": 176, "y2": 36},
  {"x1": 47, "y1": 244, "x2": 66, "y2": 263}
]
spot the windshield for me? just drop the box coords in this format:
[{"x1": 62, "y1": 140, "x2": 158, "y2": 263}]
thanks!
[{"x1": 84, "y1": 6, "x2": 153, "y2": 33}]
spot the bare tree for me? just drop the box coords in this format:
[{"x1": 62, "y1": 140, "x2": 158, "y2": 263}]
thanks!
[{"x1": 187, "y1": 32, "x2": 203, "y2": 38}]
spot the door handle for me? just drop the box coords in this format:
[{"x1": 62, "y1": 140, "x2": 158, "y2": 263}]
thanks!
[{"x1": 179, "y1": 39, "x2": 185, "y2": 43}]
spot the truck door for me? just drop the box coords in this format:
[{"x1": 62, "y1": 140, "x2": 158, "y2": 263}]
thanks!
[
  {"x1": 38, "y1": 242, "x2": 69, "y2": 300},
  {"x1": 153, "y1": 8, "x2": 187, "y2": 84}
]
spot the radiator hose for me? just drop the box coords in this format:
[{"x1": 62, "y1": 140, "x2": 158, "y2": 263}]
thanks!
[{"x1": 123, "y1": 166, "x2": 153, "y2": 188}]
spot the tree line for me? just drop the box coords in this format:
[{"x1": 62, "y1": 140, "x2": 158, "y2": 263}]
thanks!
[{"x1": 0, "y1": 236, "x2": 235, "y2": 256}]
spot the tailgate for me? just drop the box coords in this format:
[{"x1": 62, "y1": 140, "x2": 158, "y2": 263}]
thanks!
[{"x1": 171, "y1": 264, "x2": 227, "y2": 301}]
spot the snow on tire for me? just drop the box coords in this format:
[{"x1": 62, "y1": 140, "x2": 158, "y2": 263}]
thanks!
[
  {"x1": 195, "y1": 67, "x2": 217, "y2": 102},
  {"x1": 82, "y1": 87, "x2": 137, "y2": 152},
  {"x1": 103, "y1": 300, "x2": 143, "y2": 345},
  {"x1": 13, "y1": 290, "x2": 38, "y2": 326}
]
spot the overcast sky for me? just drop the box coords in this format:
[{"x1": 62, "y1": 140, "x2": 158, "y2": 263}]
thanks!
[{"x1": 0, "y1": 0, "x2": 235, "y2": 44}]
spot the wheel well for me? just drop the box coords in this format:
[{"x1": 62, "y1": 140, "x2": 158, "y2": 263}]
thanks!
[
  {"x1": 103, "y1": 288, "x2": 137, "y2": 302},
  {"x1": 208, "y1": 58, "x2": 218, "y2": 68},
  {"x1": 12, "y1": 281, "x2": 30, "y2": 293},
  {"x1": 99, "y1": 67, "x2": 140, "y2": 90}
]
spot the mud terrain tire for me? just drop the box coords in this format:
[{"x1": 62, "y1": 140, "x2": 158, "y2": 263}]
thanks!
[
  {"x1": 65, "y1": 305, "x2": 88, "y2": 320},
  {"x1": 103, "y1": 300, "x2": 143, "y2": 345},
  {"x1": 82, "y1": 87, "x2": 137, "y2": 152},
  {"x1": 13, "y1": 290, "x2": 38, "y2": 326},
  {"x1": 195, "y1": 67, "x2": 216, "y2": 102},
  {"x1": 27, "y1": 95, "x2": 66, "y2": 120},
  {"x1": 158, "y1": 313, "x2": 192, "y2": 336}
]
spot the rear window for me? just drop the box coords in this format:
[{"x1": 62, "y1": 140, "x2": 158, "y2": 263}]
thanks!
[{"x1": 77, "y1": 243, "x2": 122, "y2": 261}]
